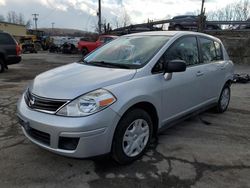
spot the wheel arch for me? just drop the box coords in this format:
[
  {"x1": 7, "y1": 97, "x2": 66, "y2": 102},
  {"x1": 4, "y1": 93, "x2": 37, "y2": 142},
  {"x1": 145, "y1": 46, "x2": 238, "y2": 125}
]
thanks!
[{"x1": 116, "y1": 101, "x2": 159, "y2": 137}]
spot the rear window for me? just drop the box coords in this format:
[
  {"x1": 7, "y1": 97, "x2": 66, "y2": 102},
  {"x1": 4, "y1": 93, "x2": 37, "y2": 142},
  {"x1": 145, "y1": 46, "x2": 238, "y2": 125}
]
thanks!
[{"x1": 0, "y1": 33, "x2": 16, "y2": 45}]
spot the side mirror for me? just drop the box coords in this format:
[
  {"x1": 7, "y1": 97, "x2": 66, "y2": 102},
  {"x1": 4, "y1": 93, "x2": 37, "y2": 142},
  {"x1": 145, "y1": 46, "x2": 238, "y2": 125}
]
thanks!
[{"x1": 164, "y1": 60, "x2": 187, "y2": 73}]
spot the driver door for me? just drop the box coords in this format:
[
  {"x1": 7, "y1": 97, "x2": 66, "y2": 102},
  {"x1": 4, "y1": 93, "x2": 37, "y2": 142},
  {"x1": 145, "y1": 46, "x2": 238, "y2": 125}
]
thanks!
[{"x1": 153, "y1": 36, "x2": 206, "y2": 126}]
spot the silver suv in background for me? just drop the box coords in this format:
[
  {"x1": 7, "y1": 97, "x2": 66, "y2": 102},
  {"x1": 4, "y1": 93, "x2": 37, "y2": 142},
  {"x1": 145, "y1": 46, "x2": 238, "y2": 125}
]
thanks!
[{"x1": 17, "y1": 31, "x2": 234, "y2": 164}]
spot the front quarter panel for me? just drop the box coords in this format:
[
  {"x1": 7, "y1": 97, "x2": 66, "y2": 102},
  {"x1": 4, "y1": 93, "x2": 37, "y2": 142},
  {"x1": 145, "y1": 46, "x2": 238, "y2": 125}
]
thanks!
[{"x1": 105, "y1": 74, "x2": 163, "y2": 128}]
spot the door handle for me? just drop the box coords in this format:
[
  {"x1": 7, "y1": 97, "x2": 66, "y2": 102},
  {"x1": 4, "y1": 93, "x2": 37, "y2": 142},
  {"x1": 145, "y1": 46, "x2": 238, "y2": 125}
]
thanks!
[
  {"x1": 196, "y1": 71, "x2": 204, "y2": 77},
  {"x1": 220, "y1": 66, "x2": 226, "y2": 70},
  {"x1": 217, "y1": 64, "x2": 226, "y2": 70}
]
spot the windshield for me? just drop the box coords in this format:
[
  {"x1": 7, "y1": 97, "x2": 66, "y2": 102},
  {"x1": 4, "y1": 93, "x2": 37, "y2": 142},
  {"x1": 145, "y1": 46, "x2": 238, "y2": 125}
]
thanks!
[{"x1": 82, "y1": 35, "x2": 170, "y2": 69}]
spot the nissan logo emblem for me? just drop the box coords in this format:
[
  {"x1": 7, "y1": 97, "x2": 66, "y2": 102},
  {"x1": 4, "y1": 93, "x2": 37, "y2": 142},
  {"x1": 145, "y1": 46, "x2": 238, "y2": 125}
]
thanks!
[{"x1": 29, "y1": 97, "x2": 35, "y2": 106}]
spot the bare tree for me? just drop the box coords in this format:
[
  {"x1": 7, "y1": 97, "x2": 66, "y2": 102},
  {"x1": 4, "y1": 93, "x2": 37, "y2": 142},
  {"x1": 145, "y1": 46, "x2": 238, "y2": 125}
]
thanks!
[
  {"x1": 6, "y1": 11, "x2": 28, "y2": 25},
  {"x1": 113, "y1": 16, "x2": 120, "y2": 29},
  {"x1": 122, "y1": 9, "x2": 131, "y2": 27},
  {"x1": 25, "y1": 20, "x2": 32, "y2": 29},
  {"x1": 7, "y1": 11, "x2": 18, "y2": 23},
  {"x1": 18, "y1": 13, "x2": 25, "y2": 25},
  {"x1": 207, "y1": 0, "x2": 250, "y2": 21}
]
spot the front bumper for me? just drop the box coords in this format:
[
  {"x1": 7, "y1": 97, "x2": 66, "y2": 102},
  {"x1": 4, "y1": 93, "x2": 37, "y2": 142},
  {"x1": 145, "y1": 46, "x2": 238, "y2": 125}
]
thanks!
[
  {"x1": 17, "y1": 94, "x2": 121, "y2": 158},
  {"x1": 7, "y1": 55, "x2": 21, "y2": 65}
]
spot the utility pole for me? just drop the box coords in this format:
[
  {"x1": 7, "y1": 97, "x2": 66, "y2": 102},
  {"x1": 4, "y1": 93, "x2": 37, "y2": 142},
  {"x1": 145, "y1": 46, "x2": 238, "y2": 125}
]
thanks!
[
  {"x1": 51, "y1": 22, "x2": 55, "y2": 35},
  {"x1": 97, "y1": 0, "x2": 102, "y2": 34},
  {"x1": 200, "y1": 0, "x2": 205, "y2": 16},
  {"x1": 198, "y1": 0, "x2": 205, "y2": 32},
  {"x1": 32, "y1": 13, "x2": 39, "y2": 30}
]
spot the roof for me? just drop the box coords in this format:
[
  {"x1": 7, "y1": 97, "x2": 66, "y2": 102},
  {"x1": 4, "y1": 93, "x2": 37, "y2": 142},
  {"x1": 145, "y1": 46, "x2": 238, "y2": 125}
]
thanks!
[
  {"x1": 124, "y1": 31, "x2": 195, "y2": 36},
  {"x1": 122, "y1": 31, "x2": 221, "y2": 42},
  {"x1": 173, "y1": 15, "x2": 197, "y2": 18},
  {"x1": 100, "y1": 35, "x2": 118, "y2": 38}
]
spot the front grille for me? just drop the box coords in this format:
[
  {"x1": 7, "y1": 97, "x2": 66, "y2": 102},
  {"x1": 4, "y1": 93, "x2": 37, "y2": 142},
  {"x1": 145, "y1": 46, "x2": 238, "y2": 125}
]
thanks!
[
  {"x1": 24, "y1": 90, "x2": 67, "y2": 113},
  {"x1": 27, "y1": 127, "x2": 50, "y2": 146}
]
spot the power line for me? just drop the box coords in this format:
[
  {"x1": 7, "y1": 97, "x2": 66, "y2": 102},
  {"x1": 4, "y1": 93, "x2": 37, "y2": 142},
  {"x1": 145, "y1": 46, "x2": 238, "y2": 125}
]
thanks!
[{"x1": 32, "y1": 13, "x2": 39, "y2": 30}]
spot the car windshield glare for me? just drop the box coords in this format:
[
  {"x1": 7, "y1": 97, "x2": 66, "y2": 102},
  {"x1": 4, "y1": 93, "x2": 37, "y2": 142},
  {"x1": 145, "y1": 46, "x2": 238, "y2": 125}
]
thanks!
[{"x1": 83, "y1": 35, "x2": 170, "y2": 69}]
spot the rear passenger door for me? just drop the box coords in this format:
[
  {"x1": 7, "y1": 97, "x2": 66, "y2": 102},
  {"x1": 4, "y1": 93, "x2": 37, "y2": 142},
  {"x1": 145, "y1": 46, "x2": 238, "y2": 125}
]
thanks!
[{"x1": 198, "y1": 37, "x2": 225, "y2": 101}]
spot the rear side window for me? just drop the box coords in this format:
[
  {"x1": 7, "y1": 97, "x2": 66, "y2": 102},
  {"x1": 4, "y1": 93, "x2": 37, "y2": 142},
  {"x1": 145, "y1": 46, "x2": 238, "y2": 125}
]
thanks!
[
  {"x1": 165, "y1": 36, "x2": 199, "y2": 66},
  {"x1": 200, "y1": 38, "x2": 223, "y2": 62},
  {"x1": 214, "y1": 41, "x2": 223, "y2": 60},
  {"x1": 200, "y1": 38, "x2": 217, "y2": 63},
  {"x1": 0, "y1": 33, "x2": 16, "y2": 45}
]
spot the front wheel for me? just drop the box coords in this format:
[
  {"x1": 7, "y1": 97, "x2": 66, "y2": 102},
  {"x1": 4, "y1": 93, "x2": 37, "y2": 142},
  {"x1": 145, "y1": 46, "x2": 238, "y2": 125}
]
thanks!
[
  {"x1": 215, "y1": 84, "x2": 231, "y2": 113},
  {"x1": 112, "y1": 109, "x2": 153, "y2": 164}
]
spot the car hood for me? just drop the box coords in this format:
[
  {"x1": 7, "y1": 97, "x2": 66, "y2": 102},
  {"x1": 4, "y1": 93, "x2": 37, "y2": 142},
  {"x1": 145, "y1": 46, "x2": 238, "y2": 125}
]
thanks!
[{"x1": 30, "y1": 63, "x2": 136, "y2": 99}]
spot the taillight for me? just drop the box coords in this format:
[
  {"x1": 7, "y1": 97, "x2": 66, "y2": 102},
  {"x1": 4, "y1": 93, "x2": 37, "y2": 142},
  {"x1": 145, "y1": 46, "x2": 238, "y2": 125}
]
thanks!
[{"x1": 16, "y1": 45, "x2": 21, "y2": 55}]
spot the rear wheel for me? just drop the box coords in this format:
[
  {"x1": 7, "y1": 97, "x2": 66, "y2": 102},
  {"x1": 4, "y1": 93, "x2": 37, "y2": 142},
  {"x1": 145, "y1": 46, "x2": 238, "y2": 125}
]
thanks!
[
  {"x1": 174, "y1": 25, "x2": 182, "y2": 31},
  {"x1": 0, "y1": 58, "x2": 5, "y2": 73},
  {"x1": 215, "y1": 84, "x2": 231, "y2": 113},
  {"x1": 112, "y1": 109, "x2": 153, "y2": 164}
]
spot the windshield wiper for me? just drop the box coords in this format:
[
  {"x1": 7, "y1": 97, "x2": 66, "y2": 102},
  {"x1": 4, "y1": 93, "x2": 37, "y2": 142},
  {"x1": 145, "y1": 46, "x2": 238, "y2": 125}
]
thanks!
[{"x1": 88, "y1": 61, "x2": 131, "y2": 69}]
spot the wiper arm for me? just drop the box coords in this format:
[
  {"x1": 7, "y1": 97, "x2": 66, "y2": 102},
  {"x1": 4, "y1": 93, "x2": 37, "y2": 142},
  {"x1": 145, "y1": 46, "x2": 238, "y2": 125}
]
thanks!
[
  {"x1": 78, "y1": 58, "x2": 88, "y2": 64},
  {"x1": 89, "y1": 61, "x2": 131, "y2": 69}
]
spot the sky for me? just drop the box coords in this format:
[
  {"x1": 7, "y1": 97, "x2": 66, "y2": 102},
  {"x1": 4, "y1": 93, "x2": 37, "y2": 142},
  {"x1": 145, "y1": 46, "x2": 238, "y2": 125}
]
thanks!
[{"x1": 0, "y1": 0, "x2": 238, "y2": 31}]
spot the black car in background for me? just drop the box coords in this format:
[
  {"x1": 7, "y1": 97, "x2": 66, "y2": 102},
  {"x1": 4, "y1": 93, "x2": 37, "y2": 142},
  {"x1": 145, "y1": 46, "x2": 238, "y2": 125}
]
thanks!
[
  {"x1": 0, "y1": 31, "x2": 21, "y2": 73},
  {"x1": 168, "y1": 15, "x2": 221, "y2": 31}
]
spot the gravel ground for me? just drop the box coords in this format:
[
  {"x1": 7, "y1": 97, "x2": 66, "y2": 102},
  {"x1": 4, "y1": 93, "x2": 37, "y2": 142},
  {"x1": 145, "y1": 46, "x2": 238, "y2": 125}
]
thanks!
[{"x1": 0, "y1": 53, "x2": 250, "y2": 188}]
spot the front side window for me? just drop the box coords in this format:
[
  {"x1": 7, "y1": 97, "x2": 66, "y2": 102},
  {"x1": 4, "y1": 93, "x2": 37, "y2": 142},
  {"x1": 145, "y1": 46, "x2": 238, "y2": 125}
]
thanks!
[
  {"x1": 165, "y1": 36, "x2": 199, "y2": 66},
  {"x1": 152, "y1": 36, "x2": 199, "y2": 73},
  {"x1": 83, "y1": 35, "x2": 170, "y2": 69}
]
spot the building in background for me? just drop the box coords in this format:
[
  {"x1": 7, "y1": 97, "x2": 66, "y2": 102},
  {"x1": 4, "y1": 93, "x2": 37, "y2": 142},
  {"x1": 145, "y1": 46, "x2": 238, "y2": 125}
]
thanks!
[{"x1": 0, "y1": 21, "x2": 26, "y2": 39}]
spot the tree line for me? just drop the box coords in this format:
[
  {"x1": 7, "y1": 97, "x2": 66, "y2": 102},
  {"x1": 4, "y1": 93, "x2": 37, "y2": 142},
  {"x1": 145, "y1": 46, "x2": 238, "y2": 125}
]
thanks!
[
  {"x1": 206, "y1": 0, "x2": 250, "y2": 21},
  {"x1": 0, "y1": 11, "x2": 31, "y2": 28}
]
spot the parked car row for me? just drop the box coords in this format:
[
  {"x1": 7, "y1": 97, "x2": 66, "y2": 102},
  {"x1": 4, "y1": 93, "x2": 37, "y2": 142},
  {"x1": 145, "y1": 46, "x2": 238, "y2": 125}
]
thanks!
[
  {"x1": 48, "y1": 35, "x2": 118, "y2": 55},
  {"x1": 0, "y1": 31, "x2": 119, "y2": 73},
  {"x1": 77, "y1": 35, "x2": 118, "y2": 56}
]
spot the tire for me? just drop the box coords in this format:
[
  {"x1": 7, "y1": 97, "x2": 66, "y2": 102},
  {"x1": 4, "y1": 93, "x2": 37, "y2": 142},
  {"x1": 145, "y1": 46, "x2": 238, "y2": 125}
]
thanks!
[
  {"x1": 174, "y1": 25, "x2": 182, "y2": 31},
  {"x1": 112, "y1": 109, "x2": 153, "y2": 164},
  {"x1": 34, "y1": 43, "x2": 42, "y2": 51},
  {"x1": 81, "y1": 48, "x2": 89, "y2": 57},
  {"x1": 0, "y1": 58, "x2": 5, "y2": 73},
  {"x1": 207, "y1": 25, "x2": 214, "y2": 30},
  {"x1": 215, "y1": 84, "x2": 231, "y2": 113}
]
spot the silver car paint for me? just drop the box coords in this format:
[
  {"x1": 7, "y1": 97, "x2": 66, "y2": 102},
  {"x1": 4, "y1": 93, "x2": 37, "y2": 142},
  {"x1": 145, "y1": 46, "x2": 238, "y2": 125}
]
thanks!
[
  {"x1": 17, "y1": 31, "x2": 234, "y2": 158},
  {"x1": 31, "y1": 63, "x2": 136, "y2": 99}
]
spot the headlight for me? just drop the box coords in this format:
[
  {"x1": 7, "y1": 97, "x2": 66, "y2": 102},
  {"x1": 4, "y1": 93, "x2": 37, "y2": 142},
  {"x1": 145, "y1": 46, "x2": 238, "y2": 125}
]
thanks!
[{"x1": 57, "y1": 89, "x2": 116, "y2": 117}]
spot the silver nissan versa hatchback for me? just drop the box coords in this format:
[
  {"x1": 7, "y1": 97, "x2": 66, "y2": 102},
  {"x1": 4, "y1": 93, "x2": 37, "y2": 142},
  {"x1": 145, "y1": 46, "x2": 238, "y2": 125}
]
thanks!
[{"x1": 17, "y1": 31, "x2": 234, "y2": 164}]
